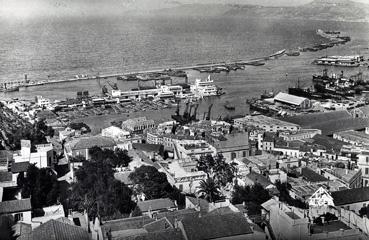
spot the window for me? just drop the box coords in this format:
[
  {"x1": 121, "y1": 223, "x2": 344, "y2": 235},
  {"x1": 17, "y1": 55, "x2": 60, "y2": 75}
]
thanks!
[
  {"x1": 179, "y1": 184, "x2": 183, "y2": 191},
  {"x1": 366, "y1": 168, "x2": 369, "y2": 175},
  {"x1": 231, "y1": 152, "x2": 237, "y2": 160},
  {"x1": 366, "y1": 157, "x2": 369, "y2": 163},
  {"x1": 242, "y1": 151, "x2": 247, "y2": 157}
]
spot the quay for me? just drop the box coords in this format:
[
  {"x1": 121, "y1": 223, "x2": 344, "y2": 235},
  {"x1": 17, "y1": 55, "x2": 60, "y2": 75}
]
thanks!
[{"x1": 0, "y1": 54, "x2": 274, "y2": 90}]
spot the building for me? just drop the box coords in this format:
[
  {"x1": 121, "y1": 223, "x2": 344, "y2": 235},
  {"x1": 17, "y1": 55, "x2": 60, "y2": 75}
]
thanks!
[
  {"x1": 211, "y1": 132, "x2": 249, "y2": 161},
  {"x1": 122, "y1": 117, "x2": 155, "y2": 134},
  {"x1": 174, "y1": 140, "x2": 216, "y2": 160},
  {"x1": 64, "y1": 135, "x2": 116, "y2": 161},
  {"x1": 331, "y1": 187, "x2": 369, "y2": 213},
  {"x1": 274, "y1": 92, "x2": 311, "y2": 109},
  {"x1": 301, "y1": 167, "x2": 329, "y2": 184},
  {"x1": 164, "y1": 160, "x2": 207, "y2": 193},
  {"x1": 17, "y1": 219, "x2": 91, "y2": 240},
  {"x1": 268, "y1": 169, "x2": 287, "y2": 184},
  {"x1": 308, "y1": 187, "x2": 334, "y2": 207},
  {"x1": 234, "y1": 115, "x2": 300, "y2": 133},
  {"x1": 333, "y1": 130, "x2": 369, "y2": 147},
  {"x1": 137, "y1": 198, "x2": 178, "y2": 216},
  {"x1": 101, "y1": 126, "x2": 130, "y2": 141},
  {"x1": 357, "y1": 151, "x2": 369, "y2": 186},
  {"x1": 0, "y1": 199, "x2": 32, "y2": 223},
  {"x1": 321, "y1": 167, "x2": 362, "y2": 189},
  {"x1": 13, "y1": 140, "x2": 55, "y2": 168},
  {"x1": 243, "y1": 172, "x2": 276, "y2": 191},
  {"x1": 262, "y1": 199, "x2": 309, "y2": 240},
  {"x1": 279, "y1": 129, "x2": 321, "y2": 141}
]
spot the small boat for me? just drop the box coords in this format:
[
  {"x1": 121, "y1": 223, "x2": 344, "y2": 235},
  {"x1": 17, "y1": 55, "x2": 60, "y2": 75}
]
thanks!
[{"x1": 224, "y1": 101, "x2": 235, "y2": 110}]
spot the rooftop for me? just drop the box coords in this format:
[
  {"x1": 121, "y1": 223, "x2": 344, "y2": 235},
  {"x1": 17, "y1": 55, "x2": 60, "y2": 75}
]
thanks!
[
  {"x1": 274, "y1": 92, "x2": 308, "y2": 106},
  {"x1": 301, "y1": 167, "x2": 329, "y2": 183},
  {"x1": 181, "y1": 212, "x2": 253, "y2": 240},
  {"x1": 246, "y1": 172, "x2": 274, "y2": 188},
  {"x1": 334, "y1": 130, "x2": 369, "y2": 145},
  {"x1": 0, "y1": 171, "x2": 12, "y2": 182},
  {"x1": 66, "y1": 135, "x2": 116, "y2": 150},
  {"x1": 0, "y1": 199, "x2": 31, "y2": 214},
  {"x1": 235, "y1": 115, "x2": 299, "y2": 128},
  {"x1": 332, "y1": 187, "x2": 369, "y2": 206},
  {"x1": 137, "y1": 198, "x2": 177, "y2": 212},
  {"x1": 284, "y1": 111, "x2": 369, "y2": 135},
  {"x1": 11, "y1": 162, "x2": 30, "y2": 173},
  {"x1": 311, "y1": 220, "x2": 351, "y2": 234},
  {"x1": 19, "y1": 219, "x2": 90, "y2": 240}
]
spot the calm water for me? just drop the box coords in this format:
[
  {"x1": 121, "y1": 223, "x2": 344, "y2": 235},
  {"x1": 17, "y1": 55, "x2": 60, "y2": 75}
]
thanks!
[{"x1": 1, "y1": 16, "x2": 369, "y2": 122}]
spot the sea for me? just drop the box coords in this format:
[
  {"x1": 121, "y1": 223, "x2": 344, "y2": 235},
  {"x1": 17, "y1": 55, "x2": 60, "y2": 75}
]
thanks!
[{"x1": 1, "y1": 15, "x2": 369, "y2": 127}]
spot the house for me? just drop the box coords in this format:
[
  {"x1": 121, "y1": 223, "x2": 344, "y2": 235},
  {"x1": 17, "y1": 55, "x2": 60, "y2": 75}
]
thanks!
[
  {"x1": 13, "y1": 140, "x2": 55, "y2": 169},
  {"x1": 164, "y1": 160, "x2": 206, "y2": 193},
  {"x1": 11, "y1": 162, "x2": 30, "y2": 182},
  {"x1": 174, "y1": 140, "x2": 216, "y2": 160},
  {"x1": 308, "y1": 187, "x2": 334, "y2": 207},
  {"x1": 0, "y1": 199, "x2": 32, "y2": 223},
  {"x1": 268, "y1": 169, "x2": 287, "y2": 184},
  {"x1": 64, "y1": 135, "x2": 116, "y2": 161},
  {"x1": 331, "y1": 187, "x2": 369, "y2": 212},
  {"x1": 0, "y1": 150, "x2": 13, "y2": 171},
  {"x1": 357, "y1": 151, "x2": 369, "y2": 186},
  {"x1": 244, "y1": 172, "x2": 276, "y2": 194},
  {"x1": 17, "y1": 219, "x2": 91, "y2": 240},
  {"x1": 30, "y1": 204, "x2": 65, "y2": 229},
  {"x1": 274, "y1": 92, "x2": 311, "y2": 109},
  {"x1": 122, "y1": 117, "x2": 155, "y2": 134},
  {"x1": 137, "y1": 198, "x2": 178, "y2": 216},
  {"x1": 321, "y1": 167, "x2": 362, "y2": 189},
  {"x1": 178, "y1": 212, "x2": 265, "y2": 240},
  {"x1": 101, "y1": 126, "x2": 130, "y2": 141},
  {"x1": 300, "y1": 167, "x2": 329, "y2": 184},
  {"x1": 244, "y1": 154, "x2": 278, "y2": 172},
  {"x1": 210, "y1": 132, "x2": 250, "y2": 161}
]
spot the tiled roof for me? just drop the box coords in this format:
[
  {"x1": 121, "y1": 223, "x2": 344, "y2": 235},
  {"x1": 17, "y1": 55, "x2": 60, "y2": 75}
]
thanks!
[
  {"x1": 120, "y1": 229, "x2": 185, "y2": 240},
  {"x1": 186, "y1": 196, "x2": 210, "y2": 214},
  {"x1": 301, "y1": 167, "x2": 328, "y2": 183},
  {"x1": 11, "y1": 162, "x2": 30, "y2": 173},
  {"x1": 156, "y1": 209, "x2": 199, "y2": 226},
  {"x1": 0, "y1": 199, "x2": 31, "y2": 214},
  {"x1": 137, "y1": 198, "x2": 176, "y2": 212},
  {"x1": 181, "y1": 212, "x2": 253, "y2": 240},
  {"x1": 332, "y1": 187, "x2": 369, "y2": 206},
  {"x1": 67, "y1": 136, "x2": 116, "y2": 150},
  {"x1": 101, "y1": 216, "x2": 154, "y2": 236},
  {"x1": 143, "y1": 217, "x2": 172, "y2": 232},
  {"x1": 0, "y1": 171, "x2": 12, "y2": 182},
  {"x1": 21, "y1": 219, "x2": 90, "y2": 240}
]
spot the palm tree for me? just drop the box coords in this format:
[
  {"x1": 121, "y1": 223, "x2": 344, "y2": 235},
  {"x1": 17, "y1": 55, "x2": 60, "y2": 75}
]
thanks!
[{"x1": 197, "y1": 178, "x2": 221, "y2": 203}]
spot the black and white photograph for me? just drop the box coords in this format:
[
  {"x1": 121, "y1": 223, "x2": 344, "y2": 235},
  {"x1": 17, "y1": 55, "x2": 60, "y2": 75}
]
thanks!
[{"x1": 1, "y1": 0, "x2": 369, "y2": 239}]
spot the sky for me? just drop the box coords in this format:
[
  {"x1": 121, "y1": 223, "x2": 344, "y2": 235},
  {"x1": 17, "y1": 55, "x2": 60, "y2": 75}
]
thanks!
[{"x1": 0, "y1": 0, "x2": 368, "y2": 20}]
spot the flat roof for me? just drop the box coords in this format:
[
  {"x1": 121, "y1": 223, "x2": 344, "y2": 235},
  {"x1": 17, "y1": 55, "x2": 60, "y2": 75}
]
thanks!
[
  {"x1": 274, "y1": 92, "x2": 308, "y2": 106},
  {"x1": 235, "y1": 115, "x2": 299, "y2": 127}
]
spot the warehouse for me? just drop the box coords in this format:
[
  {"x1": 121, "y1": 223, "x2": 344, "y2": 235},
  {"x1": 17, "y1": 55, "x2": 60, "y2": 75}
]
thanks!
[{"x1": 274, "y1": 92, "x2": 311, "y2": 109}]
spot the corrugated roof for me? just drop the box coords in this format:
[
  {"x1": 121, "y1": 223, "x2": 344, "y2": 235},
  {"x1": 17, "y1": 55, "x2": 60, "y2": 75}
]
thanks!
[
  {"x1": 0, "y1": 199, "x2": 31, "y2": 214},
  {"x1": 274, "y1": 92, "x2": 308, "y2": 106},
  {"x1": 137, "y1": 198, "x2": 176, "y2": 212},
  {"x1": 332, "y1": 187, "x2": 369, "y2": 206}
]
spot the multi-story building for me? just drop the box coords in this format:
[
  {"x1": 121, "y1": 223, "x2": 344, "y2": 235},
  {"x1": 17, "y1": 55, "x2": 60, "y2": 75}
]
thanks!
[
  {"x1": 357, "y1": 151, "x2": 369, "y2": 186},
  {"x1": 101, "y1": 126, "x2": 130, "y2": 141},
  {"x1": 13, "y1": 140, "x2": 55, "y2": 168},
  {"x1": 234, "y1": 115, "x2": 300, "y2": 133},
  {"x1": 210, "y1": 132, "x2": 250, "y2": 161},
  {"x1": 174, "y1": 140, "x2": 216, "y2": 160},
  {"x1": 121, "y1": 117, "x2": 155, "y2": 134}
]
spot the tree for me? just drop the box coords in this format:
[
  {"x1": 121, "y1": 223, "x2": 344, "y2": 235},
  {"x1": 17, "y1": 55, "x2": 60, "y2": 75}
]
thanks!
[
  {"x1": 129, "y1": 165, "x2": 173, "y2": 200},
  {"x1": 275, "y1": 181, "x2": 308, "y2": 209},
  {"x1": 68, "y1": 151, "x2": 135, "y2": 220},
  {"x1": 232, "y1": 183, "x2": 271, "y2": 215},
  {"x1": 197, "y1": 154, "x2": 237, "y2": 188},
  {"x1": 197, "y1": 178, "x2": 221, "y2": 203},
  {"x1": 89, "y1": 147, "x2": 132, "y2": 168},
  {"x1": 17, "y1": 164, "x2": 59, "y2": 212}
]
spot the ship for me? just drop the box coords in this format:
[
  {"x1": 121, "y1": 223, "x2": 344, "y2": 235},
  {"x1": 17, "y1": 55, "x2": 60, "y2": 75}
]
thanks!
[
  {"x1": 313, "y1": 55, "x2": 362, "y2": 67},
  {"x1": 0, "y1": 83, "x2": 20, "y2": 93},
  {"x1": 190, "y1": 75, "x2": 220, "y2": 98},
  {"x1": 117, "y1": 75, "x2": 139, "y2": 81},
  {"x1": 286, "y1": 49, "x2": 300, "y2": 56}
]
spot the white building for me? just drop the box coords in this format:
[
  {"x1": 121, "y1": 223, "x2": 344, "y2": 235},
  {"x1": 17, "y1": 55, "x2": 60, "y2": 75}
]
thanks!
[
  {"x1": 308, "y1": 187, "x2": 334, "y2": 207},
  {"x1": 165, "y1": 160, "x2": 207, "y2": 193},
  {"x1": 13, "y1": 140, "x2": 55, "y2": 168},
  {"x1": 101, "y1": 126, "x2": 130, "y2": 141},
  {"x1": 122, "y1": 117, "x2": 155, "y2": 134},
  {"x1": 174, "y1": 140, "x2": 216, "y2": 160},
  {"x1": 35, "y1": 95, "x2": 51, "y2": 107},
  {"x1": 357, "y1": 151, "x2": 369, "y2": 186},
  {"x1": 274, "y1": 92, "x2": 311, "y2": 109},
  {"x1": 234, "y1": 115, "x2": 300, "y2": 133}
]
